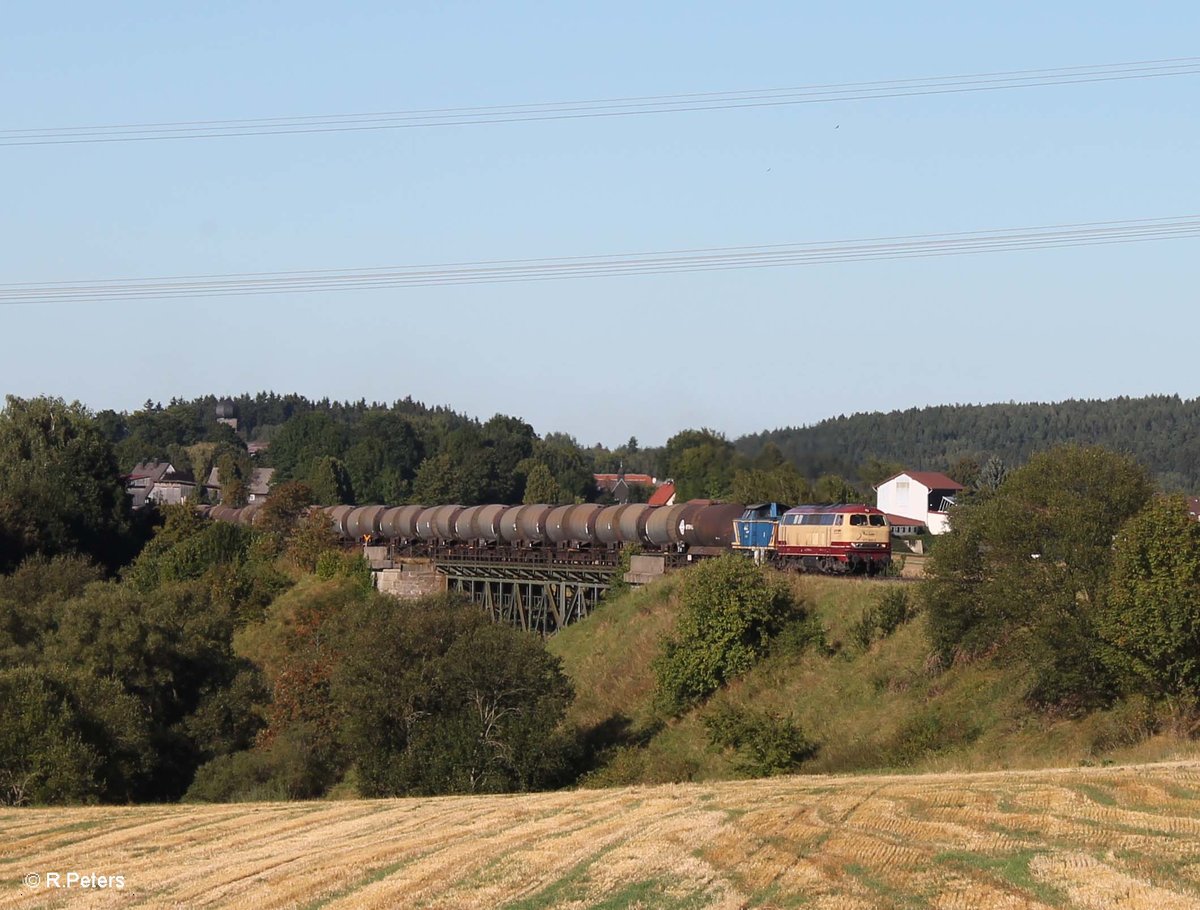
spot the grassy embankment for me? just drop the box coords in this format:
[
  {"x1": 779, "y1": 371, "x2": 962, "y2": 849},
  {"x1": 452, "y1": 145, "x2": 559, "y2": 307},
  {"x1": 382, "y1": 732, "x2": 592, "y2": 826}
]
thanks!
[{"x1": 548, "y1": 572, "x2": 1200, "y2": 785}]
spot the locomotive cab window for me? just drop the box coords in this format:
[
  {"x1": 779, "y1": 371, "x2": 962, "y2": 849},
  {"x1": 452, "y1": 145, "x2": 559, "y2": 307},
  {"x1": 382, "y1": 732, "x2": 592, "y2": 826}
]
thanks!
[
  {"x1": 850, "y1": 514, "x2": 867, "y2": 526},
  {"x1": 869, "y1": 515, "x2": 886, "y2": 526}
]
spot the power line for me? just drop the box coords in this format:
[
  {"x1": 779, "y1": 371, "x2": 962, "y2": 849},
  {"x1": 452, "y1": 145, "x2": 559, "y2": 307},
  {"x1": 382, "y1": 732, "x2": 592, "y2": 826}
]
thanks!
[
  {"x1": 3, "y1": 57, "x2": 1198, "y2": 146},
  {"x1": 2, "y1": 216, "x2": 1197, "y2": 305}
]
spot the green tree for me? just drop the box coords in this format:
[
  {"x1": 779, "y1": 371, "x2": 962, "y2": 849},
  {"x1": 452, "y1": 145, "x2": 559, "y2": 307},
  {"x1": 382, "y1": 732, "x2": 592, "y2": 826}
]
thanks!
[
  {"x1": 342, "y1": 412, "x2": 424, "y2": 504},
  {"x1": 307, "y1": 456, "x2": 355, "y2": 506},
  {"x1": 267, "y1": 412, "x2": 349, "y2": 482},
  {"x1": 258, "y1": 481, "x2": 315, "y2": 537},
  {"x1": 654, "y1": 556, "x2": 800, "y2": 710},
  {"x1": 663, "y1": 429, "x2": 739, "y2": 501},
  {"x1": 0, "y1": 665, "x2": 150, "y2": 805},
  {"x1": 521, "y1": 461, "x2": 564, "y2": 504},
  {"x1": 947, "y1": 456, "x2": 981, "y2": 488},
  {"x1": 859, "y1": 457, "x2": 905, "y2": 489},
  {"x1": 814, "y1": 473, "x2": 861, "y2": 503},
  {"x1": 235, "y1": 576, "x2": 370, "y2": 797},
  {"x1": 285, "y1": 510, "x2": 340, "y2": 571},
  {"x1": 532, "y1": 434, "x2": 594, "y2": 502},
  {"x1": 731, "y1": 463, "x2": 812, "y2": 505},
  {"x1": 410, "y1": 452, "x2": 458, "y2": 503},
  {"x1": 43, "y1": 580, "x2": 257, "y2": 800},
  {"x1": 921, "y1": 445, "x2": 1153, "y2": 709},
  {"x1": 1098, "y1": 496, "x2": 1200, "y2": 697},
  {"x1": 0, "y1": 396, "x2": 132, "y2": 572},
  {"x1": 753, "y1": 442, "x2": 786, "y2": 471},
  {"x1": 334, "y1": 595, "x2": 576, "y2": 796},
  {"x1": 215, "y1": 446, "x2": 253, "y2": 507}
]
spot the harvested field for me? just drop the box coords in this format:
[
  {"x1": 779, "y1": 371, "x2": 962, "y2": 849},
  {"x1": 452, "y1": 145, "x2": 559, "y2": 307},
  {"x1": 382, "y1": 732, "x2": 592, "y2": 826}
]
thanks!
[{"x1": 4, "y1": 762, "x2": 1200, "y2": 908}]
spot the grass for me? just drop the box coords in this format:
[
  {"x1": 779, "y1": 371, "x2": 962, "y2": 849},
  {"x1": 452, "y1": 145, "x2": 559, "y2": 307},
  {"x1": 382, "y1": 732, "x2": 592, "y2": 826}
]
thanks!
[
  {"x1": 933, "y1": 849, "x2": 1068, "y2": 907},
  {"x1": 550, "y1": 569, "x2": 1200, "y2": 787}
]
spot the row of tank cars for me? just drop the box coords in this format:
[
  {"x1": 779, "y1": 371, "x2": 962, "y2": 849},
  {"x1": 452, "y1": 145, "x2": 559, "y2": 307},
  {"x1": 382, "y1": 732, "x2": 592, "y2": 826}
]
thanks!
[{"x1": 202, "y1": 499, "x2": 892, "y2": 574}]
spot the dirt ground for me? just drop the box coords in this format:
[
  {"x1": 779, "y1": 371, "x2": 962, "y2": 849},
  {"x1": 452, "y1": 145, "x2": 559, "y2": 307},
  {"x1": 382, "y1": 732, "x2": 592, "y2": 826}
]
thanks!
[{"x1": 4, "y1": 761, "x2": 1200, "y2": 909}]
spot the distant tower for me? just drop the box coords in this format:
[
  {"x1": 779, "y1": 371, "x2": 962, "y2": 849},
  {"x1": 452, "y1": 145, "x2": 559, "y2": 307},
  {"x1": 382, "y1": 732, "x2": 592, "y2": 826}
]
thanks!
[{"x1": 215, "y1": 399, "x2": 239, "y2": 431}]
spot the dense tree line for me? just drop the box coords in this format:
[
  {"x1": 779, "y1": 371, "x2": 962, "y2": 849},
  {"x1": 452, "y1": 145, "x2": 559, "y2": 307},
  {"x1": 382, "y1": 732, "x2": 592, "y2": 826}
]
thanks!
[
  {"x1": 99, "y1": 394, "x2": 603, "y2": 507},
  {"x1": 90, "y1": 392, "x2": 1200, "y2": 510},
  {"x1": 739, "y1": 395, "x2": 1200, "y2": 491}
]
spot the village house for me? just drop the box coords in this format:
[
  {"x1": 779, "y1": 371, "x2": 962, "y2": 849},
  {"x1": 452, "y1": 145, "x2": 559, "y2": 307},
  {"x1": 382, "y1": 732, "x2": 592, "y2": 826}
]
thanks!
[
  {"x1": 874, "y1": 470, "x2": 964, "y2": 535},
  {"x1": 126, "y1": 462, "x2": 197, "y2": 509}
]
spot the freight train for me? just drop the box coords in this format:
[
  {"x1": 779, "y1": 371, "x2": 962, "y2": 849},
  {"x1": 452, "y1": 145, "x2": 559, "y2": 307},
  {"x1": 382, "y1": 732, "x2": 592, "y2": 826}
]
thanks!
[{"x1": 203, "y1": 498, "x2": 891, "y2": 574}]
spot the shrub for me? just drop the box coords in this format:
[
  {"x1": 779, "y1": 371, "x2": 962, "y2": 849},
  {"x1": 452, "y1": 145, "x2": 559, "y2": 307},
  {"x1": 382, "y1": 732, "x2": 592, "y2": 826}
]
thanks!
[
  {"x1": 704, "y1": 703, "x2": 817, "y2": 776},
  {"x1": 885, "y1": 706, "x2": 981, "y2": 767},
  {"x1": 334, "y1": 595, "x2": 578, "y2": 797},
  {"x1": 315, "y1": 550, "x2": 372, "y2": 593},
  {"x1": 184, "y1": 731, "x2": 334, "y2": 803},
  {"x1": 0, "y1": 666, "x2": 150, "y2": 805},
  {"x1": 851, "y1": 588, "x2": 913, "y2": 651},
  {"x1": 654, "y1": 555, "x2": 800, "y2": 711}
]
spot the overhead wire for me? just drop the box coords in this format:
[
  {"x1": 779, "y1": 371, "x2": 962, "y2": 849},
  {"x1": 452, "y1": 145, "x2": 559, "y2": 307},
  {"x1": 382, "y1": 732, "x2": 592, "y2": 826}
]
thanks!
[
  {"x1": 2, "y1": 57, "x2": 1198, "y2": 146},
  {"x1": 2, "y1": 216, "x2": 1197, "y2": 305}
]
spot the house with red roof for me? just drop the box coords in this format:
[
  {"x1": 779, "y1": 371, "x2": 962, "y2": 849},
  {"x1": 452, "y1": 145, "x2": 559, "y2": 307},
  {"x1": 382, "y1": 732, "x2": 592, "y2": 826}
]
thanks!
[
  {"x1": 648, "y1": 481, "x2": 676, "y2": 507},
  {"x1": 874, "y1": 470, "x2": 965, "y2": 535}
]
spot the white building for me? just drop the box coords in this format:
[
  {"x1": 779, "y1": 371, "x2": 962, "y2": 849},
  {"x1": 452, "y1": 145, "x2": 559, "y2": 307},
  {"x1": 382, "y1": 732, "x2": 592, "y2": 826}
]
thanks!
[{"x1": 874, "y1": 471, "x2": 964, "y2": 535}]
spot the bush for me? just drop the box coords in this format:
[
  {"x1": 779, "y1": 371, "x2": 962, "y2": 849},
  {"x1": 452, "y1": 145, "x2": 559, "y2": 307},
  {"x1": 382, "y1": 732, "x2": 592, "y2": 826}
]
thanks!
[
  {"x1": 184, "y1": 730, "x2": 334, "y2": 803},
  {"x1": 0, "y1": 554, "x2": 104, "y2": 663},
  {"x1": 884, "y1": 706, "x2": 981, "y2": 767},
  {"x1": 769, "y1": 614, "x2": 828, "y2": 658},
  {"x1": 851, "y1": 588, "x2": 913, "y2": 651},
  {"x1": 0, "y1": 666, "x2": 150, "y2": 805},
  {"x1": 704, "y1": 703, "x2": 817, "y2": 776},
  {"x1": 315, "y1": 550, "x2": 372, "y2": 593},
  {"x1": 654, "y1": 555, "x2": 800, "y2": 711},
  {"x1": 334, "y1": 594, "x2": 578, "y2": 797}
]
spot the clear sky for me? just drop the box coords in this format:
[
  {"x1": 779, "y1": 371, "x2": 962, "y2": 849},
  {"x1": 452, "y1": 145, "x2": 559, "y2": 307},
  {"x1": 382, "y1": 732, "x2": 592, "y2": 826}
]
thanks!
[{"x1": 2, "y1": 2, "x2": 1197, "y2": 446}]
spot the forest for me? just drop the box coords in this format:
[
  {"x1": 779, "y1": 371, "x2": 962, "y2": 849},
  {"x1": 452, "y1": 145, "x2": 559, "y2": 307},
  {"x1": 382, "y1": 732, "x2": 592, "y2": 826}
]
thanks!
[{"x1": 740, "y1": 394, "x2": 1200, "y2": 491}]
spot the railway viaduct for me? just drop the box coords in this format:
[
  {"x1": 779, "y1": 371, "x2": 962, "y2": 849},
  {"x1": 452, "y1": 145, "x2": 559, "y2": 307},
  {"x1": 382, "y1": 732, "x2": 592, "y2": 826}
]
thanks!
[{"x1": 370, "y1": 548, "x2": 665, "y2": 636}]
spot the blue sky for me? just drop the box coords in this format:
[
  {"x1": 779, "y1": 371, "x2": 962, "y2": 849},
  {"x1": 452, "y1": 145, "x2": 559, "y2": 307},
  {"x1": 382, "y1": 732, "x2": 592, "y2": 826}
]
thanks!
[{"x1": 2, "y1": 3, "x2": 1197, "y2": 446}]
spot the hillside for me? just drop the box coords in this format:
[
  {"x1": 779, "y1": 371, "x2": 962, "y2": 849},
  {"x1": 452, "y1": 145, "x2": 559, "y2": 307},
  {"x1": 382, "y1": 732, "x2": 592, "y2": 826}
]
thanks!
[
  {"x1": 548, "y1": 574, "x2": 1200, "y2": 784},
  {"x1": 737, "y1": 395, "x2": 1200, "y2": 490},
  {"x1": 5, "y1": 763, "x2": 1200, "y2": 908}
]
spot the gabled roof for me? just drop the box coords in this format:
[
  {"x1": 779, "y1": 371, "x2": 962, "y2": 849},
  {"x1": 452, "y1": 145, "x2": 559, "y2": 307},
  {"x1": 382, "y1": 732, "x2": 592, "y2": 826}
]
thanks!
[
  {"x1": 129, "y1": 462, "x2": 173, "y2": 484},
  {"x1": 884, "y1": 513, "x2": 926, "y2": 527},
  {"x1": 250, "y1": 468, "x2": 274, "y2": 496},
  {"x1": 878, "y1": 471, "x2": 965, "y2": 491},
  {"x1": 593, "y1": 473, "x2": 656, "y2": 491},
  {"x1": 647, "y1": 482, "x2": 675, "y2": 506}
]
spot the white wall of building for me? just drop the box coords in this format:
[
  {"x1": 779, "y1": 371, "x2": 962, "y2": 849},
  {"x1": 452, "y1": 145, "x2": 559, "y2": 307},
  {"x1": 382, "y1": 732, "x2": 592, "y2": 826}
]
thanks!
[
  {"x1": 875, "y1": 476, "x2": 930, "y2": 525},
  {"x1": 926, "y1": 511, "x2": 952, "y2": 535}
]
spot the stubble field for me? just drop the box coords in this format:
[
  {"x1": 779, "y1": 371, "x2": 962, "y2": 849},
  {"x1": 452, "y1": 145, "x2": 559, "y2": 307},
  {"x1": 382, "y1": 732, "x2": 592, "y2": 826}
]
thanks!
[{"x1": 4, "y1": 761, "x2": 1200, "y2": 909}]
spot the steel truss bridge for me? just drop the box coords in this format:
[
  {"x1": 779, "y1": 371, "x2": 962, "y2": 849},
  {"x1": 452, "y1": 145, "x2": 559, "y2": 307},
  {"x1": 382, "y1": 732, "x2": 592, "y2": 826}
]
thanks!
[{"x1": 434, "y1": 557, "x2": 620, "y2": 636}]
